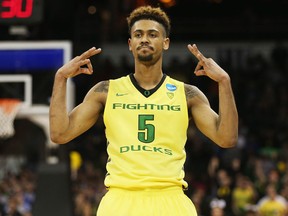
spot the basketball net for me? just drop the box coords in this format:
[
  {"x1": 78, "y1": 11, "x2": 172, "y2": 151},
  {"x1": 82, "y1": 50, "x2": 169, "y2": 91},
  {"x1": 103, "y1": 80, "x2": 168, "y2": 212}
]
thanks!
[{"x1": 0, "y1": 99, "x2": 22, "y2": 139}]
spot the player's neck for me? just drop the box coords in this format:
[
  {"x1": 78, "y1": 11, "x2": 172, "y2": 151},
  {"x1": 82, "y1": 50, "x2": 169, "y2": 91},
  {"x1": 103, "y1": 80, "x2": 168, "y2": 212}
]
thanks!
[{"x1": 133, "y1": 64, "x2": 164, "y2": 90}]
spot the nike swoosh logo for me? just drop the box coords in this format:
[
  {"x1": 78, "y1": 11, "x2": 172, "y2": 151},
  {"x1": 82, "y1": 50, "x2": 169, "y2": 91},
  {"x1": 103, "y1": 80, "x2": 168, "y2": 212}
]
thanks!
[{"x1": 116, "y1": 93, "x2": 129, "y2": 96}]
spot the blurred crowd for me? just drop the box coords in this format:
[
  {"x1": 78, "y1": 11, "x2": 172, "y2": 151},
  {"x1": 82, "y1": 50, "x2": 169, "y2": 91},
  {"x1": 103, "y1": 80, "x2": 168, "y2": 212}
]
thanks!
[
  {"x1": 0, "y1": 163, "x2": 36, "y2": 216},
  {"x1": 0, "y1": 41, "x2": 287, "y2": 216}
]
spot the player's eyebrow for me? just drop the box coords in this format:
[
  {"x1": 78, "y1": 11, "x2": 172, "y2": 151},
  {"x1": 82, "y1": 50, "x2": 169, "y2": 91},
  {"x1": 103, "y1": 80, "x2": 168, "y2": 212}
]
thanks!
[{"x1": 132, "y1": 29, "x2": 160, "y2": 34}]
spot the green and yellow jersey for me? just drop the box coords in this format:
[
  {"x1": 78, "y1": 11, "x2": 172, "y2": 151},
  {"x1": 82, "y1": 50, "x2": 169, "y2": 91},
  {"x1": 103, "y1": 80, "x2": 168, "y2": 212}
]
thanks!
[{"x1": 103, "y1": 74, "x2": 189, "y2": 190}]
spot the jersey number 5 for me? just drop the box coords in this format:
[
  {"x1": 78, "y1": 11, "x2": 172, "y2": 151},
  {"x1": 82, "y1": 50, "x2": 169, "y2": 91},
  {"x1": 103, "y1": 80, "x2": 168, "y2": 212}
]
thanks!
[{"x1": 138, "y1": 114, "x2": 155, "y2": 143}]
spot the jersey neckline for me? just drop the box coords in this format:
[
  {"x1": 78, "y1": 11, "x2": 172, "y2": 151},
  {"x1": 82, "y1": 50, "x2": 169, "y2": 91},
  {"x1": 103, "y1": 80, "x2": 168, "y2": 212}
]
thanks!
[{"x1": 129, "y1": 73, "x2": 167, "y2": 98}]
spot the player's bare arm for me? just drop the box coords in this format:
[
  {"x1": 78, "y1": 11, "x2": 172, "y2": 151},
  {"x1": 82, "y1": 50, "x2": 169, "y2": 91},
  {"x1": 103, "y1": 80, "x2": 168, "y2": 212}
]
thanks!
[
  {"x1": 185, "y1": 84, "x2": 220, "y2": 143},
  {"x1": 63, "y1": 80, "x2": 108, "y2": 142},
  {"x1": 49, "y1": 47, "x2": 103, "y2": 144},
  {"x1": 187, "y1": 44, "x2": 238, "y2": 148}
]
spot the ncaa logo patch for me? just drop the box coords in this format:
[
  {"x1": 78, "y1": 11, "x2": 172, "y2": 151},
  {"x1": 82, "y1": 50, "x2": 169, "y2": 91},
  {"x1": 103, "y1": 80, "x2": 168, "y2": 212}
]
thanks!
[{"x1": 166, "y1": 83, "x2": 177, "y2": 91}]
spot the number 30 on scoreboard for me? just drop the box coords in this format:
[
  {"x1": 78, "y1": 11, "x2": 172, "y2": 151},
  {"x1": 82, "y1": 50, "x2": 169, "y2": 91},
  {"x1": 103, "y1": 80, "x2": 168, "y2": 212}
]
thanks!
[{"x1": 0, "y1": 0, "x2": 42, "y2": 24}]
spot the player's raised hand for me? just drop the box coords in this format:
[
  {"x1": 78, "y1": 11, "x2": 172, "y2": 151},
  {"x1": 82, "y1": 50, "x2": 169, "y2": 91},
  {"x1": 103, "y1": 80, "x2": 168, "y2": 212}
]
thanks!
[
  {"x1": 188, "y1": 44, "x2": 229, "y2": 83},
  {"x1": 57, "y1": 47, "x2": 101, "y2": 78}
]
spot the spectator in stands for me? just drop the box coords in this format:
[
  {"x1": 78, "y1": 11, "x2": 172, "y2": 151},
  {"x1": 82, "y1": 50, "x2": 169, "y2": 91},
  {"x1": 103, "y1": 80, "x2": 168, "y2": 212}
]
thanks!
[
  {"x1": 257, "y1": 183, "x2": 287, "y2": 216},
  {"x1": 210, "y1": 198, "x2": 226, "y2": 216},
  {"x1": 232, "y1": 174, "x2": 257, "y2": 216}
]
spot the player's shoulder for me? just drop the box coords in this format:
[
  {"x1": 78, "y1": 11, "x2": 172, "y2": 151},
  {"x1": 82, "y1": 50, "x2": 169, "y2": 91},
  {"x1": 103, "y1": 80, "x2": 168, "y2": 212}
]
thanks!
[
  {"x1": 93, "y1": 75, "x2": 130, "y2": 93},
  {"x1": 108, "y1": 74, "x2": 131, "y2": 89},
  {"x1": 184, "y1": 83, "x2": 201, "y2": 100},
  {"x1": 164, "y1": 76, "x2": 200, "y2": 99},
  {"x1": 110, "y1": 74, "x2": 130, "y2": 82},
  {"x1": 93, "y1": 80, "x2": 110, "y2": 93}
]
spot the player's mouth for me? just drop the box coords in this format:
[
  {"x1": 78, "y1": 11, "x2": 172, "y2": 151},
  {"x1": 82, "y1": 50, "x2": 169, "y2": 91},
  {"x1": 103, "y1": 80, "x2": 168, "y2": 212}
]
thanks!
[{"x1": 137, "y1": 45, "x2": 153, "y2": 51}]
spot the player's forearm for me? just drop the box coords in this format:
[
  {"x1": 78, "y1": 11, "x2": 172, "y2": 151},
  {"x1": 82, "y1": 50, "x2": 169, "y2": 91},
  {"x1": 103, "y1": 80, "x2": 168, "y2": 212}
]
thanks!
[
  {"x1": 49, "y1": 73, "x2": 70, "y2": 143},
  {"x1": 216, "y1": 76, "x2": 238, "y2": 148}
]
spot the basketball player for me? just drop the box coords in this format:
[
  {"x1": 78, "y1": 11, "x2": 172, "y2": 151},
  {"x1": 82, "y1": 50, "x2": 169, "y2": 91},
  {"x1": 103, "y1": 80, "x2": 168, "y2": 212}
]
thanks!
[{"x1": 49, "y1": 6, "x2": 238, "y2": 216}]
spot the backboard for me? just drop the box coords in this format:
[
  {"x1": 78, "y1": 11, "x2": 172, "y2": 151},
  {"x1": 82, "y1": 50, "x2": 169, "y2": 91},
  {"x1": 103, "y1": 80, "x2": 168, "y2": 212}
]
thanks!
[
  {"x1": 0, "y1": 41, "x2": 74, "y2": 111},
  {"x1": 0, "y1": 41, "x2": 74, "y2": 150}
]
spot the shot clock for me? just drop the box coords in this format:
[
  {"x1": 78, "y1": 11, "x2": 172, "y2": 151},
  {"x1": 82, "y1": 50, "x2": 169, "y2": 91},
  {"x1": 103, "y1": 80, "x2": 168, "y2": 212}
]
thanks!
[{"x1": 0, "y1": 0, "x2": 42, "y2": 24}]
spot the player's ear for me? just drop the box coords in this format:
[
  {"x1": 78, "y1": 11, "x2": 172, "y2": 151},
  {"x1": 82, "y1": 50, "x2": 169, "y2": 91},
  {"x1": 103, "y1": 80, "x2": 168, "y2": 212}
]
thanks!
[
  {"x1": 128, "y1": 38, "x2": 132, "y2": 51},
  {"x1": 163, "y1": 38, "x2": 170, "y2": 50}
]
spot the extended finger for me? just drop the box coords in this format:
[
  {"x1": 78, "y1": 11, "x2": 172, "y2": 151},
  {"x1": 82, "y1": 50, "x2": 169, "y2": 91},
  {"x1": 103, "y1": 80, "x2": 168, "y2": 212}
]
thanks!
[
  {"x1": 78, "y1": 59, "x2": 91, "y2": 67},
  {"x1": 80, "y1": 47, "x2": 101, "y2": 60},
  {"x1": 188, "y1": 44, "x2": 206, "y2": 61}
]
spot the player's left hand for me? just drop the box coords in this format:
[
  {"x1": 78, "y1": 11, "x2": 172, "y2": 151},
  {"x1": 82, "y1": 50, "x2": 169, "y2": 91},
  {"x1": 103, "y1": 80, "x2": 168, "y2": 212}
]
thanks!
[{"x1": 187, "y1": 44, "x2": 230, "y2": 83}]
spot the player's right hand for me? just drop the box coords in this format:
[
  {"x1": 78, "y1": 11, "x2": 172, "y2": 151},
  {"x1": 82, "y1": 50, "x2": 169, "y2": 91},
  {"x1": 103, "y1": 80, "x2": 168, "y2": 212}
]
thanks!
[{"x1": 56, "y1": 47, "x2": 101, "y2": 78}]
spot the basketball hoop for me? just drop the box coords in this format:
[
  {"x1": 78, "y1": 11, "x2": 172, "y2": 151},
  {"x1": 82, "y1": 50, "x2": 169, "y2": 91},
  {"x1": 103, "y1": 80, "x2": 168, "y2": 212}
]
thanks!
[{"x1": 0, "y1": 99, "x2": 22, "y2": 139}]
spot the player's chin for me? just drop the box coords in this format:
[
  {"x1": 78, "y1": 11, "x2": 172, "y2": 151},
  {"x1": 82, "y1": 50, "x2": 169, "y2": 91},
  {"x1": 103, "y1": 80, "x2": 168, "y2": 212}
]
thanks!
[{"x1": 137, "y1": 54, "x2": 153, "y2": 62}]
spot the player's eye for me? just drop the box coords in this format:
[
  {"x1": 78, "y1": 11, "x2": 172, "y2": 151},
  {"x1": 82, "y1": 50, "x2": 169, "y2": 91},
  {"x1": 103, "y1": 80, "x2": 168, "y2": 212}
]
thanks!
[{"x1": 134, "y1": 33, "x2": 142, "y2": 38}]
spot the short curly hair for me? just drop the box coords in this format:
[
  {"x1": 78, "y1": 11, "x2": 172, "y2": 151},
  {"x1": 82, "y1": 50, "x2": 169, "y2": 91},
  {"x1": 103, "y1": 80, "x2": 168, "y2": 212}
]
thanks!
[{"x1": 127, "y1": 6, "x2": 171, "y2": 37}]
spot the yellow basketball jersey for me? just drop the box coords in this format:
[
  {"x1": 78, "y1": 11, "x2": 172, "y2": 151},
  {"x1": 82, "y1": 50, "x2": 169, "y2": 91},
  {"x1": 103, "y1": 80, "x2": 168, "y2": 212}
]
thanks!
[
  {"x1": 258, "y1": 200, "x2": 287, "y2": 216},
  {"x1": 103, "y1": 74, "x2": 189, "y2": 190}
]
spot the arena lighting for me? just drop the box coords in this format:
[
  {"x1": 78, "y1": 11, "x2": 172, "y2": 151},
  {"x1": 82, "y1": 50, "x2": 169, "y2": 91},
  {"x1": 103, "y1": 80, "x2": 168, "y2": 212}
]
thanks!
[{"x1": 159, "y1": 0, "x2": 176, "y2": 7}]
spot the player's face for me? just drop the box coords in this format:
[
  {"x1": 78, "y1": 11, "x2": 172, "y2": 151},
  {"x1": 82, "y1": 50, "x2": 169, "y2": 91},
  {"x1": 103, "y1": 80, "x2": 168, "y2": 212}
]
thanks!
[{"x1": 128, "y1": 20, "x2": 169, "y2": 65}]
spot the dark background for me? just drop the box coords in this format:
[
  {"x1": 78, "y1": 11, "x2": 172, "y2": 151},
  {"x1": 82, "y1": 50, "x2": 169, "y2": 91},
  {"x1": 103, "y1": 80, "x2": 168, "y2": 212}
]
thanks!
[{"x1": 1, "y1": 0, "x2": 288, "y2": 44}]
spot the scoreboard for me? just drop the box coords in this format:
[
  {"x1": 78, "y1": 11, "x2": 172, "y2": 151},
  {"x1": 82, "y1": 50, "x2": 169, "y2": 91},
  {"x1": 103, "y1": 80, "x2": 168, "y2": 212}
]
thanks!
[{"x1": 0, "y1": 0, "x2": 42, "y2": 24}]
